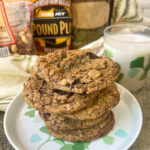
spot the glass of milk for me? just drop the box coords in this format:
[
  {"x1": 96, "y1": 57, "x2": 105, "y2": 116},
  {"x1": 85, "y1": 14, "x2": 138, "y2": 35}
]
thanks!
[{"x1": 104, "y1": 24, "x2": 150, "y2": 91}]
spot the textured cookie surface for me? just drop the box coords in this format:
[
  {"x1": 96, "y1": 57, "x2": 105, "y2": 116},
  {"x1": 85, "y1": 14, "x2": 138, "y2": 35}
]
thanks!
[
  {"x1": 23, "y1": 73, "x2": 95, "y2": 113},
  {"x1": 61, "y1": 83, "x2": 120, "y2": 120},
  {"x1": 39, "y1": 111, "x2": 111, "y2": 131},
  {"x1": 35, "y1": 50, "x2": 119, "y2": 94},
  {"x1": 44, "y1": 112, "x2": 115, "y2": 142}
]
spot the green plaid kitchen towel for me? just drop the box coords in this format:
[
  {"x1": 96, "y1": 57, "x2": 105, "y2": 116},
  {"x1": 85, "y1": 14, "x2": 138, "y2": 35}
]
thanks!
[
  {"x1": 0, "y1": 0, "x2": 149, "y2": 111},
  {"x1": 0, "y1": 55, "x2": 37, "y2": 111}
]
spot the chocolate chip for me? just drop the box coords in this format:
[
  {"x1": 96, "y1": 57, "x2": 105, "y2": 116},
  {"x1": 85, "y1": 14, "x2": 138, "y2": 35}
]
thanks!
[
  {"x1": 72, "y1": 79, "x2": 80, "y2": 86},
  {"x1": 43, "y1": 113, "x2": 51, "y2": 118},
  {"x1": 86, "y1": 52, "x2": 100, "y2": 59},
  {"x1": 42, "y1": 80, "x2": 47, "y2": 86},
  {"x1": 39, "y1": 90, "x2": 45, "y2": 95},
  {"x1": 57, "y1": 63, "x2": 60, "y2": 67},
  {"x1": 67, "y1": 93, "x2": 73, "y2": 98},
  {"x1": 53, "y1": 89, "x2": 70, "y2": 95}
]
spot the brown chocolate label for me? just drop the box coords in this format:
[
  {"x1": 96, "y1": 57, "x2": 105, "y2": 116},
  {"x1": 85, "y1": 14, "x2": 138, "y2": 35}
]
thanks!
[{"x1": 0, "y1": 0, "x2": 15, "y2": 46}]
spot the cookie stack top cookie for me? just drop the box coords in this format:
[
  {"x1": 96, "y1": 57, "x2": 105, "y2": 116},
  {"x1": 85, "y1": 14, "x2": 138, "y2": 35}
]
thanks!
[{"x1": 35, "y1": 50, "x2": 119, "y2": 94}]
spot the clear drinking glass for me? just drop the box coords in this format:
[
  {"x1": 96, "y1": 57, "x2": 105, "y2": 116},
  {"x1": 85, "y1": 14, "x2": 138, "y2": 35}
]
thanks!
[{"x1": 104, "y1": 24, "x2": 150, "y2": 91}]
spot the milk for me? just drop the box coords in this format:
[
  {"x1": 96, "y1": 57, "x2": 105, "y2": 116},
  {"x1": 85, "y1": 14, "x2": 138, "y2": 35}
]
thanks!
[{"x1": 104, "y1": 33, "x2": 150, "y2": 91}]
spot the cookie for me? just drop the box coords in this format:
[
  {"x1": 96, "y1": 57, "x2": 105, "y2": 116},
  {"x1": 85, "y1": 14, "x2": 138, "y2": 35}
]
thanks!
[
  {"x1": 45, "y1": 112, "x2": 115, "y2": 142},
  {"x1": 35, "y1": 50, "x2": 119, "y2": 94},
  {"x1": 61, "y1": 83, "x2": 120, "y2": 120},
  {"x1": 23, "y1": 73, "x2": 96, "y2": 113},
  {"x1": 39, "y1": 111, "x2": 111, "y2": 131}
]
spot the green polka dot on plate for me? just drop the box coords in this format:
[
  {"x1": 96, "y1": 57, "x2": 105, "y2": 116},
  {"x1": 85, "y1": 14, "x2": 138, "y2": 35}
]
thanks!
[
  {"x1": 30, "y1": 134, "x2": 42, "y2": 143},
  {"x1": 115, "y1": 129, "x2": 128, "y2": 138}
]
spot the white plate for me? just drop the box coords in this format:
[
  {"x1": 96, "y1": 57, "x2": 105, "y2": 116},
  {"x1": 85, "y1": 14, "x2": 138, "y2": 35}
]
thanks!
[{"x1": 4, "y1": 84, "x2": 143, "y2": 150}]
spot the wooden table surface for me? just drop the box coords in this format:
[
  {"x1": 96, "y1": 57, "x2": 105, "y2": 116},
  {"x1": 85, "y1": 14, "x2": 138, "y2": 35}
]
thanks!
[{"x1": 0, "y1": 79, "x2": 150, "y2": 150}]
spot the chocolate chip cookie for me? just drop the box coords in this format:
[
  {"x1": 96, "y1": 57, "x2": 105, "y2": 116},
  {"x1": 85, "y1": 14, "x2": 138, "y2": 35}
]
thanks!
[
  {"x1": 61, "y1": 83, "x2": 120, "y2": 120},
  {"x1": 45, "y1": 111, "x2": 115, "y2": 142},
  {"x1": 23, "y1": 73, "x2": 96, "y2": 113},
  {"x1": 23, "y1": 49, "x2": 120, "y2": 143},
  {"x1": 35, "y1": 50, "x2": 119, "y2": 94},
  {"x1": 39, "y1": 111, "x2": 112, "y2": 131}
]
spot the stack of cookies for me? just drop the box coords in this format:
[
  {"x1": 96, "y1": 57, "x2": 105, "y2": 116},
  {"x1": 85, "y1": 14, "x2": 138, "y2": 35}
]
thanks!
[{"x1": 23, "y1": 50, "x2": 120, "y2": 142}]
